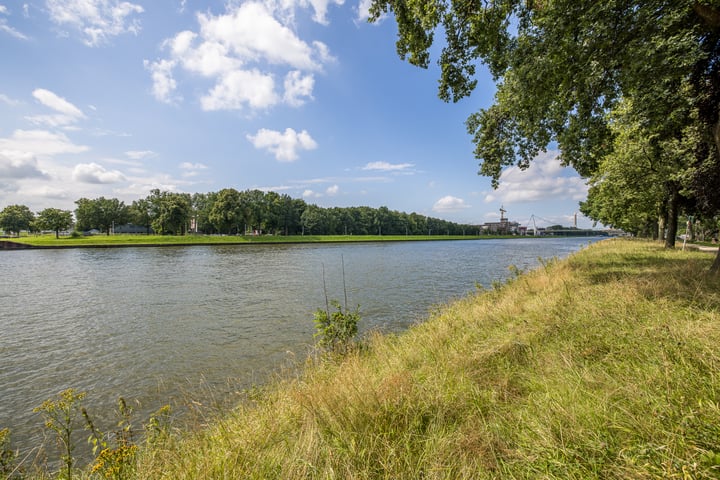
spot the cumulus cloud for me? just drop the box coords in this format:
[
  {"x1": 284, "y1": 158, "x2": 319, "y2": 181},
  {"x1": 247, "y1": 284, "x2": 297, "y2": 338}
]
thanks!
[
  {"x1": 362, "y1": 161, "x2": 414, "y2": 171},
  {"x1": 200, "y1": 69, "x2": 278, "y2": 111},
  {"x1": 73, "y1": 162, "x2": 126, "y2": 183},
  {"x1": 326, "y1": 184, "x2": 339, "y2": 196},
  {"x1": 432, "y1": 196, "x2": 471, "y2": 213},
  {"x1": 0, "y1": 153, "x2": 49, "y2": 179},
  {"x1": 283, "y1": 71, "x2": 314, "y2": 106},
  {"x1": 46, "y1": 0, "x2": 144, "y2": 46},
  {"x1": 356, "y1": 0, "x2": 373, "y2": 21},
  {"x1": 484, "y1": 151, "x2": 588, "y2": 203},
  {"x1": 247, "y1": 127, "x2": 317, "y2": 161},
  {"x1": 146, "y1": 1, "x2": 335, "y2": 112},
  {"x1": 144, "y1": 59, "x2": 179, "y2": 104},
  {"x1": 26, "y1": 88, "x2": 86, "y2": 127}
]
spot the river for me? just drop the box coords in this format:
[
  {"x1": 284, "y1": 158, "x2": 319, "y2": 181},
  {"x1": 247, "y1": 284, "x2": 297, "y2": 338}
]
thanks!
[{"x1": 0, "y1": 237, "x2": 600, "y2": 457}]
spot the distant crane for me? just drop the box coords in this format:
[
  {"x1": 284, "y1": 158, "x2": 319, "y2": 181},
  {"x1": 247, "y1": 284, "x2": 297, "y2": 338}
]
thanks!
[{"x1": 499, "y1": 205, "x2": 507, "y2": 222}]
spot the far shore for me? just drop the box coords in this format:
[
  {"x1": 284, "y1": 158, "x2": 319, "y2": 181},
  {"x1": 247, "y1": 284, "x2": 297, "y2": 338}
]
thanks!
[{"x1": 0, "y1": 232, "x2": 609, "y2": 250}]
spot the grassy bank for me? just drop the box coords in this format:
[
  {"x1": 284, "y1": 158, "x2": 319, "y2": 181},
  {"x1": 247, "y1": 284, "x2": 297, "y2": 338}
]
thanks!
[
  {"x1": 123, "y1": 239, "x2": 718, "y2": 479},
  {"x1": 2, "y1": 233, "x2": 498, "y2": 248}
]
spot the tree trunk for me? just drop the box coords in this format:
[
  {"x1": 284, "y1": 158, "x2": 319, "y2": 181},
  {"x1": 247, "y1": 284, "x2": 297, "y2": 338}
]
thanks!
[
  {"x1": 664, "y1": 183, "x2": 679, "y2": 249},
  {"x1": 709, "y1": 114, "x2": 720, "y2": 274}
]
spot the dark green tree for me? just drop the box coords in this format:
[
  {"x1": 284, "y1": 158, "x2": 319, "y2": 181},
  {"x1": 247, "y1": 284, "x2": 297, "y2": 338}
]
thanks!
[
  {"x1": 129, "y1": 198, "x2": 153, "y2": 234},
  {"x1": 369, "y1": 0, "x2": 720, "y2": 265},
  {"x1": 147, "y1": 189, "x2": 191, "y2": 235},
  {"x1": 209, "y1": 188, "x2": 244, "y2": 234},
  {"x1": 36, "y1": 208, "x2": 73, "y2": 238},
  {"x1": 0, "y1": 204, "x2": 34, "y2": 236},
  {"x1": 74, "y1": 197, "x2": 129, "y2": 235}
]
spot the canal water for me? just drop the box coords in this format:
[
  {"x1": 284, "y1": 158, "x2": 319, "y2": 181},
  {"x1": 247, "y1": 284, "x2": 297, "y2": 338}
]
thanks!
[{"x1": 0, "y1": 237, "x2": 600, "y2": 456}]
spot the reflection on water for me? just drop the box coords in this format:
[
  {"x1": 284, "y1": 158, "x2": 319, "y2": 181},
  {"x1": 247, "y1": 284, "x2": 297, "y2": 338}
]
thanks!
[{"x1": 0, "y1": 237, "x2": 599, "y2": 453}]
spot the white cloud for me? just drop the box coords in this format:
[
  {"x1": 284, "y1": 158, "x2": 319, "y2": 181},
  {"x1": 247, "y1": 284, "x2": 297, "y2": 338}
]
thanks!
[
  {"x1": 356, "y1": 0, "x2": 372, "y2": 21},
  {"x1": 125, "y1": 150, "x2": 157, "y2": 160},
  {"x1": 303, "y1": 189, "x2": 320, "y2": 198},
  {"x1": 247, "y1": 127, "x2": 317, "y2": 161},
  {"x1": 484, "y1": 151, "x2": 587, "y2": 203},
  {"x1": 0, "y1": 152, "x2": 49, "y2": 179},
  {"x1": 72, "y1": 162, "x2": 126, "y2": 183},
  {"x1": 179, "y1": 162, "x2": 208, "y2": 177},
  {"x1": 179, "y1": 162, "x2": 208, "y2": 170},
  {"x1": 33, "y1": 89, "x2": 84, "y2": 117},
  {"x1": 147, "y1": 1, "x2": 334, "y2": 112},
  {"x1": 201, "y1": 69, "x2": 278, "y2": 111},
  {"x1": 302, "y1": 0, "x2": 345, "y2": 25},
  {"x1": 0, "y1": 5, "x2": 29, "y2": 40},
  {"x1": 0, "y1": 93, "x2": 21, "y2": 106},
  {"x1": 326, "y1": 184, "x2": 339, "y2": 196},
  {"x1": 283, "y1": 70, "x2": 314, "y2": 106},
  {"x1": 0, "y1": 129, "x2": 89, "y2": 156},
  {"x1": 144, "y1": 59, "x2": 179, "y2": 103},
  {"x1": 363, "y1": 161, "x2": 414, "y2": 171},
  {"x1": 27, "y1": 89, "x2": 86, "y2": 127},
  {"x1": 432, "y1": 196, "x2": 471, "y2": 213},
  {"x1": 46, "y1": 0, "x2": 144, "y2": 46}
]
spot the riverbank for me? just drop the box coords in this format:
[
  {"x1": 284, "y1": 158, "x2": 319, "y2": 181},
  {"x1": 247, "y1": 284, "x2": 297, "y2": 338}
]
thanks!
[
  {"x1": 0, "y1": 233, "x2": 564, "y2": 249},
  {"x1": 122, "y1": 239, "x2": 719, "y2": 478}
]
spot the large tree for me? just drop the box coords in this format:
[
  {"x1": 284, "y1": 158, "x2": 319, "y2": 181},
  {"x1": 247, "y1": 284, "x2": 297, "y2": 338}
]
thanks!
[
  {"x1": 36, "y1": 208, "x2": 73, "y2": 239},
  {"x1": 75, "y1": 197, "x2": 129, "y2": 234},
  {"x1": 146, "y1": 189, "x2": 191, "y2": 235},
  {"x1": 370, "y1": 0, "x2": 720, "y2": 268},
  {"x1": 209, "y1": 188, "x2": 244, "y2": 234},
  {"x1": 0, "y1": 204, "x2": 35, "y2": 236}
]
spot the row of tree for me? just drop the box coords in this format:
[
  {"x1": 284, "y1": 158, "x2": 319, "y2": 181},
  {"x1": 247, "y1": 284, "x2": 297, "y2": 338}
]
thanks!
[
  {"x1": 0, "y1": 188, "x2": 480, "y2": 238},
  {"x1": 369, "y1": 0, "x2": 720, "y2": 272}
]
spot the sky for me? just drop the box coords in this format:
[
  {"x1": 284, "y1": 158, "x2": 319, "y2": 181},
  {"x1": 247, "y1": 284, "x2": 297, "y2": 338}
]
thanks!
[{"x1": 0, "y1": 0, "x2": 595, "y2": 229}]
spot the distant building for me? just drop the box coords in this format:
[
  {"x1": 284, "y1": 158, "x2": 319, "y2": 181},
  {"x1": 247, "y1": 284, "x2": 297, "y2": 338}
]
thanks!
[
  {"x1": 481, "y1": 205, "x2": 520, "y2": 234},
  {"x1": 113, "y1": 223, "x2": 153, "y2": 234}
]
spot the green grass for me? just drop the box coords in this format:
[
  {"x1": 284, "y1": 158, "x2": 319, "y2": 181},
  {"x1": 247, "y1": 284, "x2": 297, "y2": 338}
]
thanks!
[
  {"x1": 123, "y1": 239, "x2": 719, "y2": 479},
  {"x1": 10, "y1": 239, "x2": 720, "y2": 479},
  {"x1": 3, "y1": 233, "x2": 508, "y2": 248}
]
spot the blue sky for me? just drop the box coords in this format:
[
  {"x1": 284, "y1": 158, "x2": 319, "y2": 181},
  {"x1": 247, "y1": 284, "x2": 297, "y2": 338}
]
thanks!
[{"x1": 0, "y1": 0, "x2": 594, "y2": 229}]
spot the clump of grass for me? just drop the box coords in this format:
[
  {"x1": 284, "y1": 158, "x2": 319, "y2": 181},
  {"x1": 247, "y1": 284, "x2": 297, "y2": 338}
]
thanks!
[{"x1": 126, "y1": 239, "x2": 720, "y2": 479}]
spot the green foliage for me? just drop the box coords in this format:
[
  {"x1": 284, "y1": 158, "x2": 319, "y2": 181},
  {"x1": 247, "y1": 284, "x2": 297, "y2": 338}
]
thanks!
[
  {"x1": 0, "y1": 205, "x2": 34, "y2": 236},
  {"x1": 84, "y1": 397, "x2": 138, "y2": 480},
  {"x1": 33, "y1": 388, "x2": 87, "y2": 479},
  {"x1": 0, "y1": 428, "x2": 17, "y2": 479},
  {"x1": 74, "y1": 197, "x2": 129, "y2": 234},
  {"x1": 313, "y1": 300, "x2": 360, "y2": 355},
  {"x1": 36, "y1": 208, "x2": 73, "y2": 239},
  {"x1": 146, "y1": 189, "x2": 191, "y2": 235},
  {"x1": 144, "y1": 405, "x2": 172, "y2": 446}
]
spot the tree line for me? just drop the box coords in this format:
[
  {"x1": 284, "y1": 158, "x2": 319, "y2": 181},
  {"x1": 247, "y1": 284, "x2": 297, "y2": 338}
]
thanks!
[
  {"x1": 0, "y1": 188, "x2": 480, "y2": 238},
  {"x1": 369, "y1": 0, "x2": 720, "y2": 272}
]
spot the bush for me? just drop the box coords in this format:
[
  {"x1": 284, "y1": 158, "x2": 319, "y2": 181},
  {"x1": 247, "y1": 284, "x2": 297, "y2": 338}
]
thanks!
[{"x1": 313, "y1": 300, "x2": 360, "y2": 355}]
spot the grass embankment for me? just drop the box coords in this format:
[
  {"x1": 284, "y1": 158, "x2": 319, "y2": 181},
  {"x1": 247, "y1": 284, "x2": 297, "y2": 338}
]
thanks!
[
  {"x1": 124, "y1": 239, "x2": 720, "y2": 479},
  {"x1": 3, "y1": 234, "x2": 491, "y2": 248}
]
